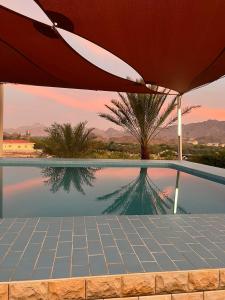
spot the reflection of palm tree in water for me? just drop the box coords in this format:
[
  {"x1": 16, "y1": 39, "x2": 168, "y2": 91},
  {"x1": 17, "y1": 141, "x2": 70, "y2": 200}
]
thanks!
[
  {"x1": 42, "y1": 167, "x2": 99, "y2": 195},
  {"x1": 97, "y1": 168, "x2": 186, "y2": 215}
]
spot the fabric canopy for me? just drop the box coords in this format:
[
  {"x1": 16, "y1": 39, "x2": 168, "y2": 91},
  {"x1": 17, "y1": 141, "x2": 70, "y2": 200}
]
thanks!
[
  {"x1": 0, "y1": 6, "x2": 150, "y2": 93},
  {"x1": 37, "y1": 0, "x2": 225, "y2": 94}
]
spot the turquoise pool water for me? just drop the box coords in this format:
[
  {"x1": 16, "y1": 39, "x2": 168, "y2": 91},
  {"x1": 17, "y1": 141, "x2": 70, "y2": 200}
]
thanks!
[{"x1": 1, "y1": 166, "x2": 225, "y2": 217}]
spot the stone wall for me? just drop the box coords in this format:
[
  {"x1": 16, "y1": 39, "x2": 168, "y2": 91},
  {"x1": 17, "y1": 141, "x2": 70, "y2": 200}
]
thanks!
[{"x1": 1, "y1": 269, "x2": 225, "y2": 300}]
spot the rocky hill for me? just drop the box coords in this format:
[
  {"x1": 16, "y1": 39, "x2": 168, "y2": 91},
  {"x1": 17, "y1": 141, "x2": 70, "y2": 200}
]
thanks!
[{"x1": 4, "y1": 120, "x2": 225, "y2": 143}]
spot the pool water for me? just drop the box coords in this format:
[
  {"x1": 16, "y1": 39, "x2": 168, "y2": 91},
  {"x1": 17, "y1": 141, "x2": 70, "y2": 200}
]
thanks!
[{"x1": 1, "y1": 166, "x2": 225, "y2": 218}]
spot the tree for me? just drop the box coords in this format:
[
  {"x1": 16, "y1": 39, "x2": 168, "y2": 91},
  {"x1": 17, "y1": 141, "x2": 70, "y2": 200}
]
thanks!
[
  {"x1": 97, "y1": 168, "x2": 186, "y2": 215},
  {"x1": 99, "y1": 87, "x2": 199, "y2": 159},
  {"x1": 43, "y1": 122, "x2": 95, "y2": 158},
  {"x1": 42, "y1": 167, "x2": 100, "y2": 194}
]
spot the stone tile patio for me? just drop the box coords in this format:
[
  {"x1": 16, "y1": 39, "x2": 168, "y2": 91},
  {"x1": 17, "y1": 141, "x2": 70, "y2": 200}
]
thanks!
[{"x1": 1, "y1": 214, "x2": 225, "y2": 281}]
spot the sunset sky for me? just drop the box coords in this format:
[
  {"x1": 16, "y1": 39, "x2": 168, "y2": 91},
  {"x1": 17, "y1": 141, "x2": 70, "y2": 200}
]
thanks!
[{"x1": 4, "y1": 76, "x2": 225, "y2": 129}]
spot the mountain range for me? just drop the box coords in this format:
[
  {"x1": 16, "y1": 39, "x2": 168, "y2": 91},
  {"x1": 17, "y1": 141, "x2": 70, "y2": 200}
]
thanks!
[{"x1": 4, "y1": 120, "x2": 225, "y2": 143}]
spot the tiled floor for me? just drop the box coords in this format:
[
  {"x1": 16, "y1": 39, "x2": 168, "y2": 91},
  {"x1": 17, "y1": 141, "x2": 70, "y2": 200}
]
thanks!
[{"x1": 1, "y1": 214, "x2": 225, "y2": 281}]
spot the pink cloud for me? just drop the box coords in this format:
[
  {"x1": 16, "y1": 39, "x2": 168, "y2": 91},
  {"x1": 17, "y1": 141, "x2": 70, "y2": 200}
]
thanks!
[
  {"x1": 13, "y1": 85, "x2": 109, "y2": 112},
  {"x1": 184, "y1": 106, "x2": 225, "y2": 123}
]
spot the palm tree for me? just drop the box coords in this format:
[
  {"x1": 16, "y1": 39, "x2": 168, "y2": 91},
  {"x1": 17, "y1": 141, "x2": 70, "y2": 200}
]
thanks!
[
  {"x1": 99, "y1": 87, "x2": 199, "y2": 159},
  {"x1": 43, "y1": 122, "x2": 94, "y2": 158},
  {"x1": 97, "y1": 168, "x2": 186, "y2": 215},
  {"x1": 42, "y1": 167, "x2": 99, "y2": 195}
]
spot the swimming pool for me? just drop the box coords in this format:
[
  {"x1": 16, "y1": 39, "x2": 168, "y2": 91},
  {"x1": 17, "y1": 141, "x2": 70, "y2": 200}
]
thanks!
[{"x1": 1, "y1": 165, "x2": 225, "y2": 218}]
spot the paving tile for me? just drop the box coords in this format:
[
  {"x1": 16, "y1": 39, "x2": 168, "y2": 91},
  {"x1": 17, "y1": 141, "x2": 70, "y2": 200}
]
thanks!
[
  {"x1": 101, "y1": 234, "x2": 116, "y2": 247},
  {"x1": 153, "y1": 253, "x2": 178, "y2": 271},
  {"x1": 108, "y1": 263, "x2": 126, "y2": 274},
  {"x1": 52, "y1": 257, "x2": 71, "y2": 278},
  {"x1": 0, "y1": 232, "x2": 18, "y2": 244},
  {"x1": 98, "y1": 224, "x2": 111, "y2": 234},
  {"x1": 56, "y1": 242, "x2": 72, "y2": 257},
  {"x1": 126, "y1": 233, "x2": 144, "y2": 245},
  {"x1": 162, "y1": 244, "x2": 186, "y2": 261},
  {"x1": 59, "y1": 230, "x2": 73, "y2": 242},
  {"x1": 116, "y1": 239, "x2": 134, "y2": 254},
  {"x1": 0, "y1": 244, "x2": 10, "y2": 258},
  {"x1": 181, "y1": 251, "x2": 210, "y2": 269},
  {"x1": 36, "y1": 250, "x2": 55, "y2": 268},
  {"x1": 111, "y1": 228, "x2": 126, "y2": 239},
  {"x1": 87, "y1": 229, "x2": 100, "y2": 241},
  {"x1": 189, "y1": 243, "x2": 215, "y2": 259},
  {"x1": 133, "y1": 245, "x2": 155, "y2": 261},
  {"x1": 0, "y1": 268, "x2": 13, "y2": 281},
  {"x1": 0, "y1": 251, "x2": 22, "y2": 268},
  {"x1": 88, "y1": 240, "x2": 103, "y2": 255},
  {"x1": 42, "y1": 236, "x2": 58, "y2": 250},
  {"x1": 141, "y1": 261, "x2": 161, "y2": 272},
  {"x1": 122, "y1": 253, "x2": 144, "y2": 273},
  {"x1": 72, "y1": 248, "x2": 88, "y2": 266},
  {"x1": 89, "y1": 255, "x2": 108, "y2": 275},
  {"x1": 72, "y1": 265, "x2": 90, "y2": 277},
  {"x1": 32, "y1": 267, "x2": 52, "y2": 280},
  {"x1": 104, "y1": 246, "x2": 122, "y2": 263},
  {"x1": 73, "y1": 235, "x2": 87, "y2": 248},
  {"x1": 143, "y1": 238, "x2": 163, "y2": 252},
  {"x1": 30, "y1": 231, "x2": 46, "y2": 243}
]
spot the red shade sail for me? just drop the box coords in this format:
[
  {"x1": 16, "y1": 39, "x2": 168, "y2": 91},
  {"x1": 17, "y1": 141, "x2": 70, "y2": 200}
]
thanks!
[
  {"x1": 0, "y1": 6, "x2": 150, "y2": 93},
  {"x1": 37, "y1": 0, "x2": 225, "y2": 94}
]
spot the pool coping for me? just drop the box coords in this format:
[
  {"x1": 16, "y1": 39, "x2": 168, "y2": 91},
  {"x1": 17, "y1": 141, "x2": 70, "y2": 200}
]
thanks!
[
  {"x1": 1, "y1": 268, "x2": 225, "y2": 299},
  {"x1": 0, "y1": 158, "x2": 225, "y2": 184}
]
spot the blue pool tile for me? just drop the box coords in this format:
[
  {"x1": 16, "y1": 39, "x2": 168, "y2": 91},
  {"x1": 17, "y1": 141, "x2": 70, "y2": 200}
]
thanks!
[
  {"x1": 141, "y1": 261, "x2": 161, "y2": 272},
  {"x1": 116, "y1": 239, "x2": 134, "y2": 254},
  {"x1": 153, "y1": 253, "x2": 178, "y2": 271},
  {"x1": 72, "y1": 265, "x2": 90, "y2": 277},
  {"x1": 108, "y1": 263, "x2": 126, "y2": 275},
  {"x1": 36, "y1": 250, "x2": 55, "y2": 268},
  {"x1": 89, "y1": 255, "x2": 108, "y2": 275},
  {"x1": 122, "y1": 253, "x2": 144, "y2": 273},
  {"x1": 101, "y1": 235, "x2": 116, "y2": 247},
  {"x1": 52, "y1": 257, "x2": 71, "y2": 278},
  {"x1": 73, "y1": 235, "x2": 87, "y2": 248},
  {"x1": 32, "y1": 268, "x2": 52, "y2": 280},
  {"x1": 88, "y1": 240, "x2": 103, "y2": 255},
  {"x1": 0, "y1": 232, "x2": 18, "y2": 244},
  {"x1": 189, "y1": 243, "x2": 215, "y2": 259},
  {"x1": 133, "y1": 245, "x2": 155, "y2": 262},
  {"x1": 72, "y1": 249, "x2": 88, "y2": 266},
  {"x1": 162, "y1": 245, "x2": 186, "y2": 261},
  {"x1": 104, "y1": 246, "x2": 122, "y2": 264},
  {"x1": 143, "y1": 238, "x2": 163, "y2": 252},
  {"x1": 0, "y1": 268, "x2": 13, "y2": 281},
  {"x1": 181, "y1": 251, "x2": 210, "y2": 269},
  {"x1": 0, "y1": 251, "x2": 22, "y2": 268},
  {"x1": 30, "y1": 232, "x2": 46, "y2": 243},
  {"x1": 87, "y1": 229, "x2": 100, "y2": 241},
  {"x1": 59, "y1": 231, "x2": 73, "y2": 242},
  {"x1": 56, "y1": 242, "x2": 72, "y2": 257},
  {"x1": 111, "y1": 228, "x2": 126, "y2": 239},
  {"x1": 126, "y1": 233, "x2": 144, "y2": 246},
  {"x1": 42, "y1": 236, "x2": 58, "y2": 250}
]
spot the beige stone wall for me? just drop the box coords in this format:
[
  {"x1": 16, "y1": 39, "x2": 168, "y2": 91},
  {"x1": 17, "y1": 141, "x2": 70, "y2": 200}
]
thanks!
[{"x1": 1, "y1": 269, "x2": 225, "y2": 300}]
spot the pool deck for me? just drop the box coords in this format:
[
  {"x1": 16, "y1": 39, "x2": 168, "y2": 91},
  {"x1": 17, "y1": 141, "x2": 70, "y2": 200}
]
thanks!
[{"x1": 1, "y1": 214, "x2": 225, "y2": 282}]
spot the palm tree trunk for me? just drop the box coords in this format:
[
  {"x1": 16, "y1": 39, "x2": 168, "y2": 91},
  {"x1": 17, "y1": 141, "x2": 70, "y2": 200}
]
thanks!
[{"x1": 141, "y1": 144, "x2": 150, "y2": 160}]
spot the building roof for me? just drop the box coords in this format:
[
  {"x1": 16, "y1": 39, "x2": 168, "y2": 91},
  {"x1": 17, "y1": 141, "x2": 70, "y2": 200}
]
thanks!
[
  {"x1": 3, "y1": 140, "x2": 34, "y2": 144},
  {"x1": 0, "y1": 1, "x2": 225, "y2": 93}
]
